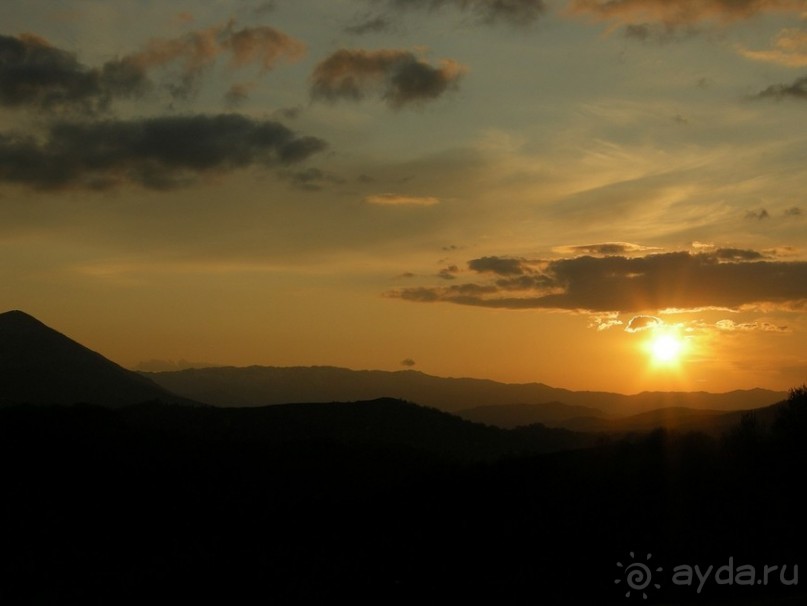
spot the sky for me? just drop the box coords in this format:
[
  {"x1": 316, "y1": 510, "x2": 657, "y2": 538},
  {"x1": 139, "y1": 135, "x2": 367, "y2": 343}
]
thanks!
[{"x1": 1, "y1": 0, "x2": 806, "y2": 394}]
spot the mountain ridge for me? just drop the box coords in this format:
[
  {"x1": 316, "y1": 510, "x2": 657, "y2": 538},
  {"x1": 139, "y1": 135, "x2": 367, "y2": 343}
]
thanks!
[{"x1": 142, "y1": 363, "x2": 787, "y2": 415}]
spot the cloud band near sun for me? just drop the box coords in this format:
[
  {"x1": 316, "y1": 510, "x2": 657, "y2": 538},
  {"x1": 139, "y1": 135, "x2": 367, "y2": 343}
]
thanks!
[{"x1": 387, "y1": 249, "x2": 807, "y2": 313}]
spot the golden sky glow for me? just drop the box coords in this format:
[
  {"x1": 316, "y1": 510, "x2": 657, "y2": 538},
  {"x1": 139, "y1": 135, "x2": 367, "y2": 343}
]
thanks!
[{"x1": 1, "y1": 0, "x2": 806, "y2": 393}]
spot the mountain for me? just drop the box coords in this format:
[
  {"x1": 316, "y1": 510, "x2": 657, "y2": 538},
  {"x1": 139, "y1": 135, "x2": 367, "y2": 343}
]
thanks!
[
  {"x1": 0, "y1": 310, "x2": 178, "y2": 407},
  {"x1": 561, "y1": 403, "x2": 785, "y2": 434},
  {"x1": 116, "y1": 397, "x2": 594, "y2": 459},
  {"x1": 143, "y1": 364, "x2": 787, "y2": 416},
  {"x1": 457, "y1": 401, "x2": 610, "y2": 429}
]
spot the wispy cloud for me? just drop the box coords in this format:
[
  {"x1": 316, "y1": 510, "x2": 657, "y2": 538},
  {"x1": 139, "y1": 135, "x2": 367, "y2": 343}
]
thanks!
[
  {"x1": 739, "y1": 28, "x2": 807, "y2": 67},
  {"x1": 381, "y1": 0, "x2": 548, "y2": 25},
  {"x1": 0, "y1": 24, "x2": 305, "y2": 112}
]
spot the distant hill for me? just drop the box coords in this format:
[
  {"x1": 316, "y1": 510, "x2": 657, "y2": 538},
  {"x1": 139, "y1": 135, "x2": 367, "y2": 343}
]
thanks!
[
  {"x1": 0, "y1": 310, "x2": 178, "y2": 407},
  {"x1": 457, "y1": 401, "x2": 610, "y2": 429},
  {"x1": 143, "y1": 365, "x2": 786, "y2": 415},
  {"x1": 561, "y1": 403, "x2": 785, "y2": 435}
]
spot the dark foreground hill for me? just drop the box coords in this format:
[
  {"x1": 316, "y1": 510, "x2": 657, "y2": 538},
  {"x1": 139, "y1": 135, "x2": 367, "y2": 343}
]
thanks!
[
  {"x1": 118, "y1": 397, "x2": 595, "y2": 460},
  {"x1": 1, "y1": 388, "x2": 806, "y2": 605},
  {"x1": 0, "y1": 310, "x2": 179, "y2": 407},
  {"x1": 143, "y1": 364, "x2": 786, "y2": 415}
]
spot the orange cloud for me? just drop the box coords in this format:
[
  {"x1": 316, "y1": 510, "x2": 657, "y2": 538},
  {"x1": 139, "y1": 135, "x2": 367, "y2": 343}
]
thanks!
[
  {"x1": 365, "y1": 193, "x2": 440, "y2": 206},
  {"x1": 570, "y1": 0, "x2": 803, "y2": 26}
]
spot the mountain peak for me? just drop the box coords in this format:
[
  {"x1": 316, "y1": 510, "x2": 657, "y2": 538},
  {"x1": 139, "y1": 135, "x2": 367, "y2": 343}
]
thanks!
[
  {"x1": 0, "y1": 309, "x2": 176, "y2": 407},
  {"x1": 0, "y1": 309, "x2": 44, "y2": 325}
]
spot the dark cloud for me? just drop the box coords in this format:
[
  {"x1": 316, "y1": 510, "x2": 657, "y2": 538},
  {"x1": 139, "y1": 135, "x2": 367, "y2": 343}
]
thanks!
[
  {"x1": 285, "y1": 167, "x2": 345, "y2": 191},
  {"x1": 622, "y1": 22, "x2": 699, "y2": 42},
  {"x1": 571, "y1": 0, "x2": 803, "y2": 27},
  {"x1": 0, "y1": 25, "x2": 304, "y2": 112},
  {"x1": 467, "y1": 256, "x2": 529, "y2": 275},
  {"x1": 387, "y1": 250, "x2": 807, "y2": 313},
  {"x1": 745, "y1": 208, "x2": 770, "y2": 220},
  {"x1": 310, "y1": 49, "x2": 465, "y2": 109},
  {"x1": 345, "y1": 16, "x2": 392, "y2": 35},
  {"x1": 437, "y1": 265, "x2": 460, "y2": 280},
  {"x1": 0, "y1": 33, "x2": 125, "y2": 112},
  {"x1": 625, "y1": 315, "x2": 662, "y2": 333},
  {"x1": 784, "y1": 207, "x2": 803, "y2": 217},
  {"x1": 400, "y1": 358, "x2": 416, "y2": 367},
  {"x1": 0, "y1": 114, "x2": 327, "y2": 190},
  {"x1": 383, "y1": 0, "x2": 547, "y2": 25},
  {"x1": 755, "y1": 75, "x2": 807, "y2": 101}
]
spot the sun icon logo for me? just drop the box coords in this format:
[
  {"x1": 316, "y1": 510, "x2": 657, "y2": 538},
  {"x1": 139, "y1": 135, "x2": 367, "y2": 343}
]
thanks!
[{"x1": 615, "y1": 552, "x2": 663, "y2": 600}]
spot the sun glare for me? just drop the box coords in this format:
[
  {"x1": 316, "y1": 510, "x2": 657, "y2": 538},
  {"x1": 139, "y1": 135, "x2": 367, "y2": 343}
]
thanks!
[{"x1": 648, "y1": 332, "x2": 685, "y2": 365}]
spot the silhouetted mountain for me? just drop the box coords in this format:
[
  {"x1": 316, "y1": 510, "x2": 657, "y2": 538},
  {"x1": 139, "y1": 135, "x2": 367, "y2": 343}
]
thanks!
[
  {"x1": 143, "y1": 364, "x2": 786, "y2": 415},
  {"x1": 457, "y1": 401, "x2": 609, "y2": 428},
  {"x1": 118, "y1": 397, "x2": 594, "y2": 460},
  {"x1": 0, "y1": 310, "x2": 178, "y2": 407}
]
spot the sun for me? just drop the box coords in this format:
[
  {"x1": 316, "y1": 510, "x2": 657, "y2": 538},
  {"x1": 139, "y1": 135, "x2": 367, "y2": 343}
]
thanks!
[
  {"x1": 648, "y1": 331, "x2": 685, "y2": 365},
  {"x1": 645, "y1": 329, "x2": 686, "y2": 366}
]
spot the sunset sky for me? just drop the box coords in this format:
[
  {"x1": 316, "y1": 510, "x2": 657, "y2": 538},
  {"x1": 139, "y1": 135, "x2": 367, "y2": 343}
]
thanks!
[{"x1": 2, "y1": 0, "x2": 806, "y2": 393}]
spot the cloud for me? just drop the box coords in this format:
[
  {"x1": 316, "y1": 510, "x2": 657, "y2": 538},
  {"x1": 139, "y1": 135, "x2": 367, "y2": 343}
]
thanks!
[
  {"x1": 745, "y1": 208, "x2": 770, "y2": 220},
  {"x1": 467, "y1": 256, "x2": 530, "y2": 275},
  {"x1": 712, "y1": 248, "x2": 767, "y2": 261},
  {"x1": 0, "y1": 24, "x2": 305, "y2": 112},
  {"x1": 224, "y1": 82, "x2": 255, "y2": 106},
  {"x1": 345, "y1": 16, "x2": 392, "y2": 35},
  {"x1": 739, "y1": 28, "x2": 807, "y2": 67},
  {"x1": 437, "y1": 265, "x2": 460, "y2": 279},
  {"x1": 387, "y1": 250, "x2": 807, "y2": 313},
  {"x1": 365, "y1": 193, "x2": 440, "y2": 205},
  {"x1": 285, "y1": 167, "x2": 345, "y2": 191},
  {"x1": 400, "y1": 358, "x2": 417, "y2": 367},
  {"x1": 310, "y1": 49, "x2": 465, "y2": 109},
  {"x1": 589, "y1": 312, "x2": 623, "y2": 331},
  {"x1": 784, "y1": 206, "x2": 803, "y2": 217},
  {"x1": 0, "y1": 114, "x2": 327, "y2": 190},
  {"x1": 570, "y1": 0, "x2": 804, "y2": 27},
  {"x1": 221, "y1": 23, "x2": 305, "y2": 69},
  {"x1": 622, "y1": 22, "x2": 700, "y2": 42},
  {"x1": 625, "y1": 315, "x2": 662, "y2": 332},
  {"x1": 754, "y1": 75, "x2": 807, "y2": 100},
  {"x1": 715, "y1": 319, "x2": 789, "y2": 332},
  {"x1": 0, "y1": 32, "x2": 129, "y2": 112},
  {"x1": 558, "y1": 242, "x2": 660, "y2": 256},
  {"x1": 116, "y1": 22, "x2": 305, "y2": 99},
  {"x1": 382, "y1": 0, "x2": 548, "y2": 25}
]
